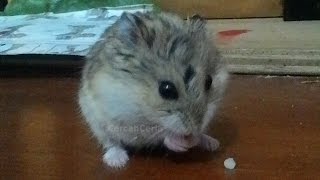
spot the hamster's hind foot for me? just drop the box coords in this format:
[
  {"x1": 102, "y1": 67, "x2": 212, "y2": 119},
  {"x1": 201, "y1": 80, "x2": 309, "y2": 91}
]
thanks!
[{"x1": 103, "y1": 146, "x2": 129, "y2": 168}]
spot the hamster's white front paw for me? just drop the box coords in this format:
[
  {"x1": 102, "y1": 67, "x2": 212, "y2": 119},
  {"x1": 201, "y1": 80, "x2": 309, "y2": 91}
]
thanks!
[
  {"x1": 164, "y1": 135, "x2": 199, "y2": 152},
  {"x1": 164, "y1": 136, "x2": 188, "y2": 152},
  {"x1": 199, "y1": 134, "x2": 220, "y2": 151},
  {"x1": 103, "y1": 146, "x2": 129, "y2": 168}
]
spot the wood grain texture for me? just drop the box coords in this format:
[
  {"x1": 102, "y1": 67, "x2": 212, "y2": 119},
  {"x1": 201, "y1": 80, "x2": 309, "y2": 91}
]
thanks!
[
  {"x1": 156, "y1": 0, "x2": 283, "y2": 19},
  {"x1": 0, "y1": 75, "x2": 319, "y2": 179},
  {"x1": 208, "y1": 18, "x2": 320, "y2": 75}
]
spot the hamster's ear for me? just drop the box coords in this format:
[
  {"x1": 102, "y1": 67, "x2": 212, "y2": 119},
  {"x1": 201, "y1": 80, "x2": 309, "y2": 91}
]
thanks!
[
  {"x1": 118, "y1": 12, "x2": 155, "y2": 48},
  {"x1": 188, "y1": 14, "x2": 207, "y2": 33},
  {"x1": 190, "y1": 14, "x2": 205, "y2": 22}
]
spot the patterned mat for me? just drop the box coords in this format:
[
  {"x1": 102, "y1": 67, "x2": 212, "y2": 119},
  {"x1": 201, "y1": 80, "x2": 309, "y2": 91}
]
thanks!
[{"x1": 0, "y1": 4, "x2": 153, "y2": 56}]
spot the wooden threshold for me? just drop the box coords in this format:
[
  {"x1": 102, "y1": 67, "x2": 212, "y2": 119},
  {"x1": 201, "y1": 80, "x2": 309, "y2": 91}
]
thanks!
[{"x1": 208, "y1": 18, "x2": 320, "y2": 75}]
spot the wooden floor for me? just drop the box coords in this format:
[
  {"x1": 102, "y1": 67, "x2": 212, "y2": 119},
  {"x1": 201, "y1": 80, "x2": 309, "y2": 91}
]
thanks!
[{"x1": 0, "y1": 74, "x2": 319, "y2": 179}]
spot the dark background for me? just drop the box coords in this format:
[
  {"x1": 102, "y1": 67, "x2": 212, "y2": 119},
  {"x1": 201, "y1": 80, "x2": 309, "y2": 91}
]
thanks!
[{"x1": 283, "y1": 0, "x2": 320, "y2": 21}]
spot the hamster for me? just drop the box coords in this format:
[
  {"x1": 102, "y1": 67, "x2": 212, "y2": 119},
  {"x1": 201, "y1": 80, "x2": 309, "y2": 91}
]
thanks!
[{"x1": 78, "y1": 12, "x2": 228, "y2": 168}]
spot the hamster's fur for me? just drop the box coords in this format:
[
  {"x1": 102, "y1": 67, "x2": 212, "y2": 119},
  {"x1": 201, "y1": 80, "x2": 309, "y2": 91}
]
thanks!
[{"x1": 78, "y1": 12, "x2": 228, "y2": 168}]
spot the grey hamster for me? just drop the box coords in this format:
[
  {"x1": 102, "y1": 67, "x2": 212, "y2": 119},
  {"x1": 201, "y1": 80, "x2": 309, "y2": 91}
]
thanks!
[{"x1": 78, "y1": 11, "x2": 228, "y2": 168}]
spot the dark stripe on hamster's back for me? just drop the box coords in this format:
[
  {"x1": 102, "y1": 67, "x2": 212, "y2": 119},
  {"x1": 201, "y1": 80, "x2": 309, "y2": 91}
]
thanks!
[
  {"x1": 131, "y1": 13, "x2": 155, "y2": 48},
  {"x1": 131, "y1": 13, "x2": 144, "y2": 28},
  {"x1": 184, "y1": 65, "x2": 195, "y2": 85},
  {"x1": 140, "y1": 61, "x2": 149, "y2": 70},
  {"x1": 128, "y1": 30, "x2": 139, "y2": 45},
  {"x1": 159, "y1": 17, "x2": 171, "y2": 29},
  {"x1": 117, "y1": 52, "x2": 135, "y2": 61},
  {"x1": 168, "y1": 36, "x2": 189, "y2": 56},
  {"x1": 119, "y1": 68, "x2": 133, "y2": 74},
  {"x1": 145, "y1": 28, "x2": 156, "y2": 48}
]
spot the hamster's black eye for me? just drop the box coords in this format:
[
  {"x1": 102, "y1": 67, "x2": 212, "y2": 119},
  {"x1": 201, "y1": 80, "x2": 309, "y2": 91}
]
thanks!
[
  {"x1": 159, "y1": 81, "x2": 178, "y2": 100},
  {"x1": 205, "y1": 75, "x2": 212, "y2": 91}
]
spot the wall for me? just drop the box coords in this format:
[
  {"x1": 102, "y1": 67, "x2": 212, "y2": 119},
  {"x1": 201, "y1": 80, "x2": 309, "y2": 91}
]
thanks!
[{"x1": 156, "y1": 0, "x2": 283, "y2": 19}]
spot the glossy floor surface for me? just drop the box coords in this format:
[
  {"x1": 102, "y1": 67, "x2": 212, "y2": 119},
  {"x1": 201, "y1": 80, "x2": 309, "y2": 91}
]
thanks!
[{"x1": 1, "y1": 74, "x2": 319, "y2": 179}]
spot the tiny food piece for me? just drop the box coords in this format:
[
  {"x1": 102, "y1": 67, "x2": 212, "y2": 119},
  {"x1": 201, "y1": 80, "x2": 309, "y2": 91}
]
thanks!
[{"x1": 224, "y1": 158, "x2": 236, "y2": 169}]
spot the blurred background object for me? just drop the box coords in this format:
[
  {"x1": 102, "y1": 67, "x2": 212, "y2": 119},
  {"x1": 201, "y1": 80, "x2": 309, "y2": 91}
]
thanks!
[
  {"x1": 0, "y1": 0, "x2": 8, "y2": 11},
  {"x1": 283, "y1": 0, "x2": 320, "y2": 21},
  {"x1": 155, "y1": 0, "x2": 282, "y2": 19}
]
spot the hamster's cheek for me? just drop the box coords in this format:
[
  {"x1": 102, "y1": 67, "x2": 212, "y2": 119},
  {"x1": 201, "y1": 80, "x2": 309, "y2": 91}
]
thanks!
[{"x1": 92, "y1": 73, "x2": 145, "y2": 120}]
